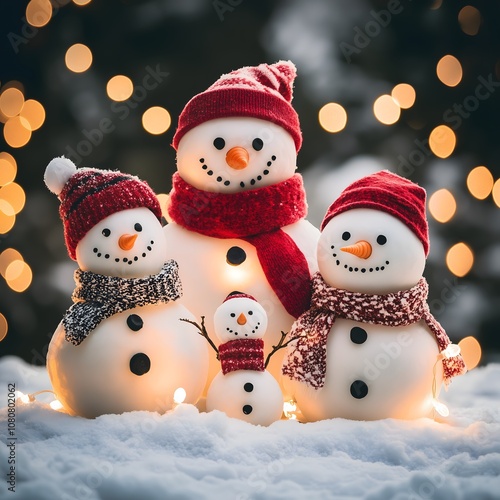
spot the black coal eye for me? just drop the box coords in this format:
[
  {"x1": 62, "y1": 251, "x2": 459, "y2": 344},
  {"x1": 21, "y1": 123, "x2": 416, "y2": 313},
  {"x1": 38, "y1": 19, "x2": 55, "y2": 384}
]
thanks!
[
  {"x1": 134, "y1": 223, "x2": 142, "y2": 232},
  {"x1": 102, "y1": 228, "x2": 111, "y2": 237},
  {"x1": 213, "y1": 137, "x2": 225, "y2": 150},
  {"x1": 377, "y1": 235, "x2": 387, "y2": 245},
  {"x1": 248, "y1": 311, "x2": 253, "y2": 315},
  {"x1": 342, "y1": 231, "x2": 351, "y2": 241},
  {"x1": 252, "y1": 138, "x2": 263, "y2": 151},
  {"x1": 230, "y1": 313, "x2": 235, "y2": 318}
]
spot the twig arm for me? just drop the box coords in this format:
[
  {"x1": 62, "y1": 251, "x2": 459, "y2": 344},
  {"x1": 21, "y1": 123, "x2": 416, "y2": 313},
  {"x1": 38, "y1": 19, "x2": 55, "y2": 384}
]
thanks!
[
  {"x1": 180, "y1": 316, "x2": 219, "y2": 360},
  {"x1": 264, "y1": 331, "x2": 300, "y2": 369}
]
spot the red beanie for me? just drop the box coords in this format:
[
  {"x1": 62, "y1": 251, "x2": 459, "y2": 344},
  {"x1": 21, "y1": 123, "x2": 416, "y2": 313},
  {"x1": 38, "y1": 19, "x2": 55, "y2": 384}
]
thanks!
[
  {"x1": 223, "y1": 291, "x2": 257, "y2": 303},
  {"x1": 172, "y1": 61, "x2": 302, "y2": 152},
  {"x1": 44, "y1": 157, "x2": 162, "y2": 261},
  {"x1": 321, "y1": 170, "x2": 429, "y2": 256}
]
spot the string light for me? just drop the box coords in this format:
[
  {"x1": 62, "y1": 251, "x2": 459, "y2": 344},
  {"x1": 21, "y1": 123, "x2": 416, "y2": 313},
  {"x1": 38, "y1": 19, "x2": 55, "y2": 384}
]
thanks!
[
  {"x1": 431, "y1": 344, "x2": 461, "y2": 418},
  {"x1": 436, "y1": 55, "x2": 463, "y2": 87},
  {"x1": 283, "y1": 400, "x2": 298, "y2": 420},
  {"x1": 373, "y1": 95, "x2": 400, "y2": 125},
  {"x1": 429, "y1": 125, "x2": 456, "y2": 159},
  {"x1": 173, "y1": 387, "x2": 187, "y2": 405},
  {"x1": 318, "y1": 102, "x2": 347, "y2": 133},
  {"x1": 15, "y1": 390, "x2": 63, "y2": 411}
]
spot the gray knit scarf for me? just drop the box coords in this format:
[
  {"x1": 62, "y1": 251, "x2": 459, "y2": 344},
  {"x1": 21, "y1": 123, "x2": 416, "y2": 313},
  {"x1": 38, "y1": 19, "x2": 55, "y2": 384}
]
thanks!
[
  {"x1": 282, "y1": 272, "x2": 466, "y2": 389},
  {"x1": 62, "y1": 260, "x2": 182, "y2": 346}
]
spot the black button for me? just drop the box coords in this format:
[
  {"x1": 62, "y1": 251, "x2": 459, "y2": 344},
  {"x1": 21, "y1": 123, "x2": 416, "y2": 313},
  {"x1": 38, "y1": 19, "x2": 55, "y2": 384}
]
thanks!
[
  {"x1": 226, "y1": 246, "x2": 246, "y2": 266},
  {"x1": 242, "y1": 404, "x2": 253, "y2": 415},
  {"x1": 244, "y1": 383, "x2": 254, "y2": 393},
  {"x1": 350, "y1": 327, "x2": 367, "y2": 344},
  {"x1": 129, "y1": 353, "x2": 151, "y2": 376},
  {"x1": 127, "y1": 314, "x2": 143, "y2": 331},
  {"x1": 350, "y1": 380, "x2": 368, "y2": 399}
]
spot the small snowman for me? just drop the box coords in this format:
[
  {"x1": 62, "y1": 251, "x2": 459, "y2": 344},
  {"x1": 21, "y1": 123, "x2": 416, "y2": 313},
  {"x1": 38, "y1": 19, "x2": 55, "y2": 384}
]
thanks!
[
  {"x1": 282, "y1": 171, "x2": 466, "y2": 421},
  {"x1": 205, "y1": 293, "x2": 284, "y2": 426},
  {"x1": 44, "y1": 157, "x2": 208, "y2": 418},
  {"x1": 163, "y1": 61, "x2": 320, "y2": 388}
]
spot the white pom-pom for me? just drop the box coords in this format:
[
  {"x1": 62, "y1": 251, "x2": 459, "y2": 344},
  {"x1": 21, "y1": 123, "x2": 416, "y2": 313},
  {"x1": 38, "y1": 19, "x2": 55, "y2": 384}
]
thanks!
[{"x1": 44, "y1": 156, "x2": 77, "y2": 195}]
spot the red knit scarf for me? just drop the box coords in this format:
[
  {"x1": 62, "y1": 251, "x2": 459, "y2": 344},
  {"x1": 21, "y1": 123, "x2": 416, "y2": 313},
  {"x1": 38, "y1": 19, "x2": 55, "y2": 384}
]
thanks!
[
  {"x1": 168, "y1": 172, "x2": 312, "y2": 318},
  {"x1": 282, "y1": 272, "x2": 467, "y2": 389},
  {"x1": 219, "y1": 338, "x2": 265, "y2": 374}
]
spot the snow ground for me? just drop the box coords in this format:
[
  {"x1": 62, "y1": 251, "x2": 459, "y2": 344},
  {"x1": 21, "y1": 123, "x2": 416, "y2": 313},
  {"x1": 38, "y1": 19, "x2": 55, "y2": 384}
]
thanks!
[{"x1": 0, "y1": 356, "x2": 499, "y2": 500}]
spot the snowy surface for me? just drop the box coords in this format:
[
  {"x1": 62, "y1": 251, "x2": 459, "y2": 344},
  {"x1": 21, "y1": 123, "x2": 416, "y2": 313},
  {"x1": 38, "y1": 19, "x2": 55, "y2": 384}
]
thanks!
[{"x1": 0, "y1": 356, "x2": 499, "y2": 500}]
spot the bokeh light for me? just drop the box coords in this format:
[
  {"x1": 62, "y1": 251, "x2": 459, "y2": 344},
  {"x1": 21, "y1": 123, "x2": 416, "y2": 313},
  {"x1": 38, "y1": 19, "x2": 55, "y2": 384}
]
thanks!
[
  {"x1": 0, "y1": 212, "x2": 15, "y2": 234},
  {"x1": 20, "y1": 99, "x2": 46, "y2": 131},
  {"x1": 391, "y1": 83, "x2": 416, "y2": 109},
  {"x1": 318, "y1": 102, "x2": 348, "y2": 133},
  {"x1": 0, "y1": 248, "x2": 23, "y2": 277},
  {"x1": 467, "y1": 166, "x2": 494, "y2": 200},
  {"x1": 3, "y1": 116, "x2": 32, "y2": 148},
  {"x1": 0, "y1": 313, "x2": 7, "y2": 342},
  {"x1": 458, "y1": 6, "x2": 481, "y2": 36},
  {"x1": 436, "y1": 55, "x2": 463, "y2": 87},
  {"x1": 492, "y1": 179, "x2": 500, "y2": 208},
  {"x1": 373, "y1": 95, "x2": 400, "y2": 125},
  {"x1": 65, "y1": 44, "x2": 93, "y2": 73},
  {"x1": 458, "y1": 336, "x2": 482, "y2": 370},
  {"x1": 0, "y1": 88, "x2": 25, "y2": 118},
  {"x1": 142, "y1": 107, "x2": 171, "y2": 135},
  {"x1": 106, "y1": 75, "x2": 134, "y2": 102},
  {"x1": 429, "y1": 125, "x2": 456, "y2": 158},
  {"x1": 0, "y1": 182, "x2": 26, "y2": 214},
  {"x1": 5, "y1": 260, "x2": 33, "y2": 293},
  {"x1": 428, "y1": 188, "x2": 456, "y2": 223},
  {"x1": 446, "y1": 242, "x2": 474, "y2": 277},
  {"x1": 26, "y1": 0, "x2": 53, "y2": 28},
  {"x1": 73, "y1": 0, "x2": 92, "y2": 5},
  {"x1": 0, "y1": 153, "x2": 17, "y2": 186}
]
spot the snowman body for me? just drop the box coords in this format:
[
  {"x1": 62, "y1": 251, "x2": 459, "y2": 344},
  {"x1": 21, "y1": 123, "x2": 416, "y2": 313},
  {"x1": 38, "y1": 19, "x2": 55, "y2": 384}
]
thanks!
[
  {"x1": 205, "y1": 295, "x2": 284, "y2": 425},
  {"x1": 164, "y1": 117, "x2": 319, "y2": 387},
  {"x1": 283, "y1": 206, "x2": 445, "y2": 421},
  {"x1": 45, "y1": 199, "x2": 208, "y2": 418}
]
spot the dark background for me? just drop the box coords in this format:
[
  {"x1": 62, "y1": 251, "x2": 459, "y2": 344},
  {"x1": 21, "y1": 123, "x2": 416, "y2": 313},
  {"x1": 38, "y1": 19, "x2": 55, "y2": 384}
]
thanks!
[{"x1": 1, "y1": 0, "x2": 499, "y2": 365}]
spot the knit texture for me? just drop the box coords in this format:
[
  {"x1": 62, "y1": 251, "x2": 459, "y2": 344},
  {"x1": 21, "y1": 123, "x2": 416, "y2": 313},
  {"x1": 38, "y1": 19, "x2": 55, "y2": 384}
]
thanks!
[
  {"x1": 172, "y1": 61, "x2": 302, "y2": 152},
  {"x1": 321, "y1": 170, "x2": 429, "y2": 256},
  {"x1": 62, "y1": 260, "x2": 182, "y2": 345},
  {"x1": 219, "y1": 338, "x2": 265, "y2": 374},
  {"x1": 168, "y1": 172, "x2": 312, "y2": 318},
  {"x1": 57, "y1": 168, "x2": 162, "y2": 260},
  {"x1": 282, "y1": 272, "x2": 467, "y2": 389}
]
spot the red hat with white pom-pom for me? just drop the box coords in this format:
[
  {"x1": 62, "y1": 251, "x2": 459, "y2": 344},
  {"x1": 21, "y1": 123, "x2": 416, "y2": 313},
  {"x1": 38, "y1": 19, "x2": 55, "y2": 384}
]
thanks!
[
  {"x1": 44, "y1": 157, "x2": 162, "y2": 260},
  {"x1": 172, "y1": 60, "x2": 302, "y2": 152}
]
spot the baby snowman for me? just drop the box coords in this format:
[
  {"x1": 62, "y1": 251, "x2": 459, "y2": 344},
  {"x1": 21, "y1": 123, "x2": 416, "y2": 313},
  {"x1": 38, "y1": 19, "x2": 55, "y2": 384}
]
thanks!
[
  {"x1": 282, "y1": 171, "x2": 466, "y2": 421},
  {"x1": 206, "y1": 293, "x2": 284, "y2": 426},
  {"x1": 44, "y1": 157, "x2": 208, "y2": 418}
]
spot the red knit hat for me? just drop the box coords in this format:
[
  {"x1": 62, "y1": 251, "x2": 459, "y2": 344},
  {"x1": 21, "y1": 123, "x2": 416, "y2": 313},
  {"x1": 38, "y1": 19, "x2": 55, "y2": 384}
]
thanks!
[
  {"x1": 44, "y1": 157, "x2": 162, "y2": 261},
  {"x1": 321, "y1": 170, "x2": 429, "y2": 256},
  {"x1": 172, "y1": 61, "x2": 302, "y2": 152},
  {"x1": 223, "y1": 291, "x2": 257, "y2": 303}
]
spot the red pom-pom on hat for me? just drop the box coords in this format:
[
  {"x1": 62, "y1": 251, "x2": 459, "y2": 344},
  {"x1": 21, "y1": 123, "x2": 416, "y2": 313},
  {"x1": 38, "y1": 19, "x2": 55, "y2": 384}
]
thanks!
[
  {"x1": 321, "y1": 170, "x2": 430, "y2": 256},
  {"x1": 172, "y1": 61, "x2": 302, "y2": 152}
]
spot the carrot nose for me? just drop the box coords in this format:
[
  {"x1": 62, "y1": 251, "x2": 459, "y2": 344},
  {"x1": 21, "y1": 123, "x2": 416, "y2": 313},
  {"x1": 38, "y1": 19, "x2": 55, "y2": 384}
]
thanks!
[
  {"x1": 341, "y1": 240, "x2": 372, "y2": 259},
  {"x1": 118, "y1": 233, "x2": 138, "y2": 251},
  {"x1": 237, "y1": 313, "x2": 247, "y2": 325},
  {"x1": 226, "y1": 147, "x2": 249, "y2": 170}
]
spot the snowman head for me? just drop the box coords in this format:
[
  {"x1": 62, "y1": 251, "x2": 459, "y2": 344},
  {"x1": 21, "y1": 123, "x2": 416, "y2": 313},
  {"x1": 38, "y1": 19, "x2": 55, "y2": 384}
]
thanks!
[
  {"x1": 44, "y1": 157, "x2": 165, "y2": 277},
  {"x1": 317, "y1": 171, "x2": 429, "y2": 294},
  {"x1": 214, "y1": 292, "x2": 268, "y2": 343},
  {"x1": 172, "y1": 61, "x2": 302, "y2": 193}
]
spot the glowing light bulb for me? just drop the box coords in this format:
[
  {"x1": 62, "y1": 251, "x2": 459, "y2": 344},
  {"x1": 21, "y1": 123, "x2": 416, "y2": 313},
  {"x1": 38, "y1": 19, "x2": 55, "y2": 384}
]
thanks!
[
  {"x1": 15, "y1": 391, "x2": 32, "y2": 404},
  {"x1": 432, "y1": 399, "x2": 449, "y2": 417},
  {"x1": 283, "y1": 400, "x2": 298, "y2": 420},
  {"x1": 50, "y1": 399, "x2": 64, "y2": 410},
  {"x1": 173, "y1": 387, "x2": 187, "y2": 405}
]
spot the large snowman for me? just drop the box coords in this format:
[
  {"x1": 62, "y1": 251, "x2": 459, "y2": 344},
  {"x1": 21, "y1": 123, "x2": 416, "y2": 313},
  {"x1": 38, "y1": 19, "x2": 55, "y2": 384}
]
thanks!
[
  {"x1": 44, "y1": 157, "x2": 208, "y2": 418},
  {"x1": 282, "y1": 171, "x2": 466, "y2": 421},
  {"x1": 206, "y1": 293, "x2": 284, "y2": 426},
  {"x1": 164, "y1": 61, "x2": 319, "y2": 387}
]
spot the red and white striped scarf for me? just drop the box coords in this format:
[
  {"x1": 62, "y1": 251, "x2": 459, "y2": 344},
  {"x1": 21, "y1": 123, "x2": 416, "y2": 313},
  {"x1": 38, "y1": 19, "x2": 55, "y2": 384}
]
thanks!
[{"x1": 282, "y1": 272, "x2": 466, "y2": 389}]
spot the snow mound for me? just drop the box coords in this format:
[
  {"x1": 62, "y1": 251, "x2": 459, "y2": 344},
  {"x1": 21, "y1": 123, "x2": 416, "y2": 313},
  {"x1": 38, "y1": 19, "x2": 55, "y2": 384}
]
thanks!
[{"x1": 1, "y1": 356, "x2": 499, "y2": 499}]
